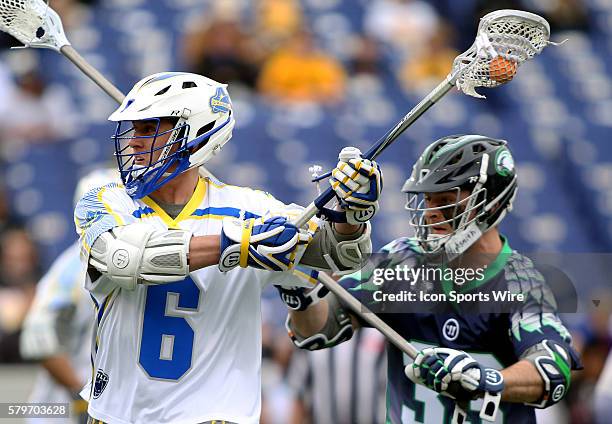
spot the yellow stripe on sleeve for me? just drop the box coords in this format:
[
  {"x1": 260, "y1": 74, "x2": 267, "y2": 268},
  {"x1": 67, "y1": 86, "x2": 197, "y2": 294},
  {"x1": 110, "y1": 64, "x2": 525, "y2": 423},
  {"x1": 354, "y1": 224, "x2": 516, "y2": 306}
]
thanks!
[
  {"x1": 239, "y1": 219, "x2": 254, "y2": 268},
  {"x1": 97, "y1": 187, "x2": 125, "y2": 226}
]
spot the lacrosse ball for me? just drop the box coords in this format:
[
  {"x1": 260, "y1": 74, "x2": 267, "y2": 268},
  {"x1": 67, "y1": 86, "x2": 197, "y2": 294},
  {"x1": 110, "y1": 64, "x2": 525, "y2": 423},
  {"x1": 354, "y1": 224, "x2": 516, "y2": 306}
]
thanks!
[{"x1": 489, "y1": 56, "x2": 517, "y2": 83}]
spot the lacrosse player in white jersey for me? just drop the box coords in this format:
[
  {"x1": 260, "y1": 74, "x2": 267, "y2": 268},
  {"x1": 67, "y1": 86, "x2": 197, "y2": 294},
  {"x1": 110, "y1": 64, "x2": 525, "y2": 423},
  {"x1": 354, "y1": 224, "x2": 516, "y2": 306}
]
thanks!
[
  {"x1": 20, "y1": 169, "x2": 119, "y2": 424},
  {"x1": 73, "y1": 72, "x2": 382, "y2": 424}
]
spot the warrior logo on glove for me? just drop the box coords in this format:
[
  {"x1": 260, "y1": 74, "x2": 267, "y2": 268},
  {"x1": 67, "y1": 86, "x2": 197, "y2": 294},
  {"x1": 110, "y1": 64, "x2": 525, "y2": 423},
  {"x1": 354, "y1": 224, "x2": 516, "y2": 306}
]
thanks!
[{"x1": 220, "y1": 216, "x2": 312, "y2": 272}]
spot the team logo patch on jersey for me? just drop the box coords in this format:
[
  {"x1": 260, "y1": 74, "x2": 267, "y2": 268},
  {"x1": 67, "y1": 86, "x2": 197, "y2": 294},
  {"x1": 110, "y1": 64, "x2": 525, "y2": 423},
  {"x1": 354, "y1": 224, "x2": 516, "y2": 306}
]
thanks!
[
  {"x1": 93, "y1": 370, "x2": 109, "y2": 399},
  {"x1": 442, "y1": 318, "x2": 460, "y2": 341},
  {"x1": 210, "y1": 87, "x2": 231, "y2": 114}
]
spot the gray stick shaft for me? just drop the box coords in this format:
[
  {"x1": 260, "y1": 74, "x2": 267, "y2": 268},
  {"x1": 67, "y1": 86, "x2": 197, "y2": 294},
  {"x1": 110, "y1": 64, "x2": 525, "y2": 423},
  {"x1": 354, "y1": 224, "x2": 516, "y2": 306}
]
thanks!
[
  {"x1": 291, "y1": 77, "x2": 455, "y2": 229},
  {"x1": 369, "y1": 77, "x2": 455, "y2": 160},
  {"x1": 318, "y1": 272, "x2": 419, "y2": 359},
  {"x1": 60, "y1": 45, "x2": 125, "y2": 104}
]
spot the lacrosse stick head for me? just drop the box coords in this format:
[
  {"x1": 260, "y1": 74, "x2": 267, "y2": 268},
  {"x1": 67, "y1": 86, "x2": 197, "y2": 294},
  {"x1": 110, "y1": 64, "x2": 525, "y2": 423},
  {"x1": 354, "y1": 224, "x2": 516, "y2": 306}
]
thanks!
[
  {"x1": 0, "y1": 0, "x2": 70, "y2": 51},
  {"x1": 451, "y1": 9, "x2": 551, "y2": 98}
]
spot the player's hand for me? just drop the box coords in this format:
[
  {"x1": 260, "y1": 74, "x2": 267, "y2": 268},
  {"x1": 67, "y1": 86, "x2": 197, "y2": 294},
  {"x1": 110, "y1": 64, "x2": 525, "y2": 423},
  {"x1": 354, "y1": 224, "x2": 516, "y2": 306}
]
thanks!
[
  {"x1": 219, "y1": 216, "x2": 312, "y2": 272},
  {"x1": 404, "y1": 347, "x2": 504, "y2": 401},
  {"x1": 330, "y1": 147, "x2": 383, "y2": 225}
]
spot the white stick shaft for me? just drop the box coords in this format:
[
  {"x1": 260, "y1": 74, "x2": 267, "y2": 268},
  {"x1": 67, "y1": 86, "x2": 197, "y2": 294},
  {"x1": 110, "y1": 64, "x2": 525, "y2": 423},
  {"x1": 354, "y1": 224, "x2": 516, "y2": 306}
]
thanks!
[
  {"x1": 318, "y1": 272, "x2": 419, "y2": 359},
  {"x1": 294, "y1": 202, "x2": 319, "y2": 229},
  {"x1": 60, "y1": 45, "x2": 125, "y2": 103}
]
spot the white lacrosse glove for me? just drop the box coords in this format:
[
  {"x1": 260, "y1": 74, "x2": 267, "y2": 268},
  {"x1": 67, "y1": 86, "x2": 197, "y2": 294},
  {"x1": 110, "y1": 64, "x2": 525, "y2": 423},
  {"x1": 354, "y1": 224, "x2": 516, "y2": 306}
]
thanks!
[
  {"x1": 330, "y1": 147, "x2": 383, "y2": 225},
  {"x1": 219, "y1": 216, "x2": 312, "y2": 272},
  {"x1": 405, "y1": 347, "x2": 504, "y2": 421}
]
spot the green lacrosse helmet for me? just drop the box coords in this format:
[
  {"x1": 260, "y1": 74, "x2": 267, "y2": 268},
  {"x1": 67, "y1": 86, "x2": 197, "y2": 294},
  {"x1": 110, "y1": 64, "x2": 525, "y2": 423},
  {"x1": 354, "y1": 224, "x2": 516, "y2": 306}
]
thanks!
[{"x1": 402, "y1": 134, "x2": 518, "y2": 256}]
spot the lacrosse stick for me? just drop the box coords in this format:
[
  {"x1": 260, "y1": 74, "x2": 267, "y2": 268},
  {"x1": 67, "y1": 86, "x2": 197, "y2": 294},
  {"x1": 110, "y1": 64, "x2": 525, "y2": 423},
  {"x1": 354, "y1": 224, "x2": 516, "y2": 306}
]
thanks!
[
  {"x1": 293, "y1": 9, "x2": 552, "y2": 229},
  {"x1": 295, "y1": 10, "x2": 554, "y2": 423},
  {"x1": 0, "y1": 0, "x2": 124, "y2": 102}
]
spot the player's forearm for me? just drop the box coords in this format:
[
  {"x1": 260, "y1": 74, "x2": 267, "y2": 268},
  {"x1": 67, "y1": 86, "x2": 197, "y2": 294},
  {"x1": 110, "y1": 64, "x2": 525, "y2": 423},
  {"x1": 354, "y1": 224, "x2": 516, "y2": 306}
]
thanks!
[
  {"x1": 288, "y1": 300, "x2": 329, "y2": 338},
  {"x1": 42, "y1": 355, "x2": 83, "y2": 393},
  {"x1": 188, "y1": 235, "x2": 221, "y2": 271},
  {"x1": 500, "y1": 360, "x2": 544, "y2": 403}
]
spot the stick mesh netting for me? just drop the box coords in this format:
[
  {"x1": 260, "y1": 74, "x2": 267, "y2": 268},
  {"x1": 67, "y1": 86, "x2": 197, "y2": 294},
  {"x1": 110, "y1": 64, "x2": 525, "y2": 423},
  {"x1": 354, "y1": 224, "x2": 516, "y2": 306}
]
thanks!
[
  {"x1": 454, "y1": 11, "x2": 551, "y2": 97},
  {"x1": 0, "y1": 0, "x2": 48, "y2": 45}
]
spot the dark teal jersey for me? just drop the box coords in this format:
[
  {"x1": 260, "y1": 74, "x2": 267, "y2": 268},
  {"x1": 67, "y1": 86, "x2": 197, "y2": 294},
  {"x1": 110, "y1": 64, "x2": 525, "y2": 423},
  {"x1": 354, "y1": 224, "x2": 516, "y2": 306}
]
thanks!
[{"x1": 340, "y1": 236, "x2": 581, "y2": 424}]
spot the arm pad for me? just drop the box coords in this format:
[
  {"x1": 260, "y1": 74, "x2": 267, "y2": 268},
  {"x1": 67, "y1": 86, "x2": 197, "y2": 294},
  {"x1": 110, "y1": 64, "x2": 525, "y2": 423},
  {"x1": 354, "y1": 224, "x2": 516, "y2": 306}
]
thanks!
[
  {"x1": 285, "y1": 293, "x2": 353, "y2": 350},
  {"x1": 301, "y1": 221, "x2": 372, "y2": 274},
  {"x1": 521, "y1": 339, "x2": 572, "y2": 408},
  {"x1": 89, "y1": 223, "x2": 191, "y2": 290}
]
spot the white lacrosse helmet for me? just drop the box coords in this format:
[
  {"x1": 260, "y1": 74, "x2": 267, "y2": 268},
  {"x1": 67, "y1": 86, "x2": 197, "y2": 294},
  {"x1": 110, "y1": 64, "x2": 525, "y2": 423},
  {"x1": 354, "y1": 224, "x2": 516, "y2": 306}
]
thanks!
[
  {"x1": 108, "y1": 72, "x2": 235, "y2": 199},
  {"x1": 73, "y1": 167, "x2": 121, "y2": 205}
]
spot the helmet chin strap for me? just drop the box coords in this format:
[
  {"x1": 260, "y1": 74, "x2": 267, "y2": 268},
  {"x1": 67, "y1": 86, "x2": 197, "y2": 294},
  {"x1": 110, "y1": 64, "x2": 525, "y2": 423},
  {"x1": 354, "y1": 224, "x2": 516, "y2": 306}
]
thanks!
[{"x1": 422, "y1": 222, "x2": 483, "y2": 265}]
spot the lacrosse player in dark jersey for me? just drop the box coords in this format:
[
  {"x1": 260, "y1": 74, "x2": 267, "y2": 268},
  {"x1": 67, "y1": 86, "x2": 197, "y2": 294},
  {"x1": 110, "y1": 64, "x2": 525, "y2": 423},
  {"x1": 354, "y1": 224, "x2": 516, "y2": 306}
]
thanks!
[{"x1": 278, "y1": 134, "x2": 582, "y2": 423}]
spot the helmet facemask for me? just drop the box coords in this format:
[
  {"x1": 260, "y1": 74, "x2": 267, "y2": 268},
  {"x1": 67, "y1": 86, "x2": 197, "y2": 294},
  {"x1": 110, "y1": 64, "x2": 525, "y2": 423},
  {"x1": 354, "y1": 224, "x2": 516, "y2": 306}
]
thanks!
[
  {"x1": 112, "y1": 117, "x2": 191, "y2": 199},
  {"x1": 406, "y1": 183, "x2": 488, "y2": 257}
]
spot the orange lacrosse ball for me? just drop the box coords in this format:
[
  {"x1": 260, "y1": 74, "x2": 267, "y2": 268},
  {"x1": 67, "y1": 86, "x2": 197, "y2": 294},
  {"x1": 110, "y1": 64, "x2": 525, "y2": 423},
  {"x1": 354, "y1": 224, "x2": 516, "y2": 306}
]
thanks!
[{"x1": 489, "y1": 56, "x2": 517, "y2": 83}]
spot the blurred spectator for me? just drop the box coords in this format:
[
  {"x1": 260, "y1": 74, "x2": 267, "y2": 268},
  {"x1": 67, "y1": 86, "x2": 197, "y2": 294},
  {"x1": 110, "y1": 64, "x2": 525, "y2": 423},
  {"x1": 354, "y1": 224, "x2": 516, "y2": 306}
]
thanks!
[
  {"x1": 0, "y1": 228, "x2": 39, "y2": 289},
  {"x1": 0, "y1": 184, "x2": 21, "y2": 235},
  {"x1": 0, "y1": 68, "x2": 81, "y2": 146},
  {"x1": 181, "y1": 5, "x2": 262, "y2": 88},
  {"x1": 474, "y1": 0, "x2": 589, "y2": 33},
  {"x1": 521, "y1": 0, "x2": 590, "y2": 32},
  {"x1": 255, "y1": 0, "x2": 304, "y2": 50},
  {"x1": 257, "y1": 30, "x2": 347, "y2": 104},
  {"x1": 0, "y1": 228, "x2": 39, "y2": 362},
  {"x1": 398, "y1": 21, "x2": 459, "y2": 93},
  {"x1": 286, "y1": 328, "x2": 387, "y2": 424},
  {"x1": 348, "y1": 36, "x2": 389, "y2": 78},
  {"x1": 49, "y1": 0, "x2": 92, "y2": 31},
  {"x1": 364, "y1": 0, "x2": 441, "y2": 60}
]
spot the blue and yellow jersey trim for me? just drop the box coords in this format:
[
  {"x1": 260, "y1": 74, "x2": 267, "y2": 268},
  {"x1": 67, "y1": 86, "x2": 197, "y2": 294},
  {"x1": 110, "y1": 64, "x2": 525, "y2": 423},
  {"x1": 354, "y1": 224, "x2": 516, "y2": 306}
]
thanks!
[
  {"x1": 190, "y1": 207, "x2": 260, "y2": 220},
  {"x1": 141, "y1": 177, "x2": 207, "y2": 228}
]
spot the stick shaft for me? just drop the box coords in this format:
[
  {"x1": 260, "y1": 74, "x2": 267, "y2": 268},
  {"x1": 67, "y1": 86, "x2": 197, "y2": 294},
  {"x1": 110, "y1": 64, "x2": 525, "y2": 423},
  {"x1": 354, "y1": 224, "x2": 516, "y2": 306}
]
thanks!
[
  {"x1": 291, "y1": 77, "x2": 454, "y2": 229},
  {"x1": 318, "y1": 272, "x2": 419, "y2": 358},
  {"x1": 365, "y1": 77, "x2": 454, "y2": 160},
  {"x1": 60, "y1": 45, "x2": 125, "y2": 104}
]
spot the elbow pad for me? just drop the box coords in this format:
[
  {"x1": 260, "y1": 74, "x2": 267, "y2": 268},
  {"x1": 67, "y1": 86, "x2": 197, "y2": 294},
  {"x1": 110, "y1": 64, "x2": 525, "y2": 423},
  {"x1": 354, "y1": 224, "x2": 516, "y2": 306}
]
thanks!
[
  {"x1": 522, "y1": 339, "x2": 573, "y2": 408},
  {"x1": 320, "y1": 221, "x2": 372, "y2": 273},
  {"x1": 89, "y1": 223, "x2": 191, "y2": 290}
]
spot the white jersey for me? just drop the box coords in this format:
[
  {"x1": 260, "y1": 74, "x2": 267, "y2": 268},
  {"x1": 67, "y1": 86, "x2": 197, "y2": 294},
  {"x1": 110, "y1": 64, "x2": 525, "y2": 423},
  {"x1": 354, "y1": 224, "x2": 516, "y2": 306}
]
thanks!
[
  {"x1": 20, "y1": 242, "x2": 93, "y2": 424},
  {"x1": 74, "y1": 176, "x2": 317, "y2": 424}
]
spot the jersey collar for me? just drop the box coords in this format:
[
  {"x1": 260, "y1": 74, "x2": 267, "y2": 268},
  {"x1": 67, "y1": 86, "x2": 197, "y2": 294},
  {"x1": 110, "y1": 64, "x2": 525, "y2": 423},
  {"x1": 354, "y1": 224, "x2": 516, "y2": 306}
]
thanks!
[
  {"x1": 441, "y1": 235, "x2": 512, "y2": 294},
  {"x1": 141, "y1": 176, "x2": 207, "y2": 228}
]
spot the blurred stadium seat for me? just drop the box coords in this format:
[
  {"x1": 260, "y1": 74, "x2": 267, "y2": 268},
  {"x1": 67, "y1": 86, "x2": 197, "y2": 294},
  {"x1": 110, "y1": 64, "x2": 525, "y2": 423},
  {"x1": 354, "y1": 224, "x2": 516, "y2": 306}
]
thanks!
[{"x1": 0, "y1": 0, "x2": 610, "y2": 269}]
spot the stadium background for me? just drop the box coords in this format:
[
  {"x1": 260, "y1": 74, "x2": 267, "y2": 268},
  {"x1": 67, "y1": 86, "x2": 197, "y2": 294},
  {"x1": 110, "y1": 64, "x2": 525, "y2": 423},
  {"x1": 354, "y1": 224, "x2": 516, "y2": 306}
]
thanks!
[{"x1": 0, "y1": 0, "x2": 610, "y2": 423}]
